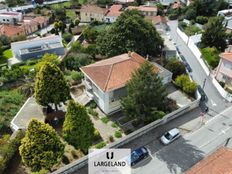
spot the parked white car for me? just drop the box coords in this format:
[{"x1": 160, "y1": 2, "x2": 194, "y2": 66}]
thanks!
[{"x1": 160, "y1": 128, "x2": 180, "y2": 145}]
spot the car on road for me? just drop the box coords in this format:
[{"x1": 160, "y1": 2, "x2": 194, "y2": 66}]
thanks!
[
  {"x1": 198, "y1": 85, "x2": 207, "y2": 101},
  {"x1": 160, "y1": 128, "x2": 180, "y2": 145},
  {"x1": 130, "y1": 147, "x2": 149, "y2": 166},
  {"x1": 180, "y1": 55, "x2": 192, "y2": 72}
]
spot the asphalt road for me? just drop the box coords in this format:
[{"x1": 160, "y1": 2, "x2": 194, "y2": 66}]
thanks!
[
  {"x1": 167, "y1": 20, "x2": 230, "y2": 116},
  {"x1": 72, "y1": 107, "x2": 203, "y2": 174},
  {"x1": 132, "y1": 105, "x2": 232, "y2": 174}
]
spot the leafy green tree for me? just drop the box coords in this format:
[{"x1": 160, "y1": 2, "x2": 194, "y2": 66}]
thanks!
[
  {"x1": 97, "y1": 10, "x2": 163, "y2": 57},
  {"x1": 63, "y1": 100, "x2": 95, "y2": 153},
  {"x1": 201, "y1": 16, "x2": 227, "y2": 51},
  {"x1": 185, "y1": 8, "x2": 197, "y2": 20},
  {"x1": 121, "y1": 61, "x2": 167, "y2": 124},
  {"x1": 63, "y1": 53, "x2": 93, "y2": 70},
  {"x1": 19, "y1": 119, "x2": 64, "y2": 172},
  {"x1": 188, "y1": 0, "x2": 228, "y2": 17},
  {"x1": 35, "y1": 53, "x2": 59, "y2": 72},
  {"x1": 83, "y1": 27, "x2": 98, "y2": 43},
  {"x1": 165, "y1": 58, "x2": 186, "y2": 79},
  {"x1": 34, "y1": 62, "x2": 70, "y2": 110},
  {"x1": 96, "y1": 0, "x2": 113, "y2": 6}
]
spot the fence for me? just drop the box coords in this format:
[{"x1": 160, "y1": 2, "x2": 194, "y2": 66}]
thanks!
[{"x1": 52, "y1": 99, "x2": 200, "y2": 174}]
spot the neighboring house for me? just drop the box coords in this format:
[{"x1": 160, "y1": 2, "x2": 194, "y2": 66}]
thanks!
[
  {"x1": 159, "y1": 0, "x2": 175, "y2": 6},
  {"x1": 0, "y1": 11, "x2": 23, "y2": 24},
  {"x1": 22, "y1": 16, "x2": 49, "y2": 34},
  {"x1": 0, "y1": 24, "x2": 25, "y2": 38},
  {"x1": 80, "y1": 52, "x2": 172, "y2": 114},
  {"x1": 80, "y1": 5, "x2": 108, "y2": 22},
  {"x1": 11, "y1": 35, "x2": 65, "y2": 61},
  {"x1": 216, "y1": 51, "x2": 232, "y2": 86},
  {"x1": 127, "y1": 6, "x2": 158, "y2": 16},
  {"x1": 145, "y1": 15, "x2": 169, "y2": 31},
  {"x1": 113, "y1": 0, "x2": 135, "y2": 4},
  {"x1": 186, "y1": 147, "x2": 232, "y2": 174},
  {"x1": 171, "y1": 1, "x2": 182, "y2": 9},
  {"x1": 218, "y1": 9, "x2": 232, "y2": 32},
  {"x1": 104, "y1": 4, "x2": 123, "y2": 23}
]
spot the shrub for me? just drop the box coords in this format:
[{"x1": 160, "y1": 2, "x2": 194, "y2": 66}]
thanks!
[
  {"x1": 63, "y1": 32, "x2": 73, "y2": 43},
  {"x1": 165, "y1": 58, "x2": 186, "y2": 79},
  {"x1": 87, "y1": 101, "x2": 97, "y2": 109},
  {"x1": 175, "y1": 74, "x2": 197, "y2": 95},
  {"x1": 101, "y1": 117, "x2": 109, "y2": 124},
  {"x1": 111, "y1": 122, "x2": 118, "y2": 128},
  {"x1": 196, "y1": 16, "x2": 208, "y2": 25},
  {"x1": 71, "y1": 71, "x2": 84, "y2": 83},
  {"x1": 95, "y1": 141, "x2": 106, "y2": 149},
  {"x1": 201, "y1": 47, "x2": 220, "y2": 68},
  {"x1": 185, "y1": 9, "x2": 196, "y2": 20},
  {"x1": 83, "y1": 27, "x2": 98, "y2": 43},
  {"x1": 63, "y1": 53, "x2": 93, "y2": 71},
  {"x1": 88, "y1": 108, "x2": 99, "y2": 117},
  {"x1": 0, "y1": 130, "x2": 25, "y2": 173},
  {"x1": 108, "y1": 136, "x2": 114, "y2": 143},
  {"x1": 93, "y1": 129, "x2": 101, "y2": 141},
  {"x1": 114, "y1": 131, "x2": 122, "y2": 138}
]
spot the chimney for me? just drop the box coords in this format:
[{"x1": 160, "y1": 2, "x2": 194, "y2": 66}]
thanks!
[
  {"x1": 128, "y1": 51, "x2": 132, "y2": 57},
  {"x1": 146, "y1": 54, "x2": 149, "y2": 60}
]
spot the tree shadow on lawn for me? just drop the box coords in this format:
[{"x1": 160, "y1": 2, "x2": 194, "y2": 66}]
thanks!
[{"x1": 156, "y1": 137, "x2": 204, "y2": 174}]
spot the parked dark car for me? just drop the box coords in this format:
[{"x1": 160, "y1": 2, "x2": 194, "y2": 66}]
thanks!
[
  {"x1": 180, "y1": 55, "x2": 192, "y2": 72},
  {"x1": 130, "y1": 147, "x2": 149, "y2": 166},
  {"x1": 198, "y1": 85, "x2": 207, "y2": 101}
]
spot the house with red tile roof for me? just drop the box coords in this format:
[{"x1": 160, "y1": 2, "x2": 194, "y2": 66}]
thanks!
[
  {"x1": 80, "y1": 52, "x2": 172, "y2": 114},
  {"x1": 186, "y1": 147, "x2": 232, "y2": 174},
  {"x1": 127, "y1": 5, "x2": 158, "y2": 16},
  {"x1": 104, "y1": 5, "x2": 123, "y2": 23},
  {"x1": 0, "y1": 24, "x2": 25, "y2": 38},
  {"x1": 216, "y1": 49, "x2": 232, "y2": 87}
]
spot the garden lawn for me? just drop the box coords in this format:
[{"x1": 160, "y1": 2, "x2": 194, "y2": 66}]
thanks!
[
  {"x1": 0, "y1": 90, "x2": 26, "y2": 133},
  {"x1": 3, "y1": 49, "x2": 12, "y2": 59},
  {"x1": 201, "y1": 47, "x2": 219, "y2": 68}
]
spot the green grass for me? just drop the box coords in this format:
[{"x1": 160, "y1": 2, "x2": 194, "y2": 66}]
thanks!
[
  {"x1": 0, "y1": 90, "x2": 26, "y2": 133},
  {"x1": 101, "y1": 117, "x2": 109, "y2": 124},
  {"x1": 201, "y1": 47, "x2": 220, "y2": 68},
  {"x1": 3, "y1": 49, "x2": 12, "y2": 59}
]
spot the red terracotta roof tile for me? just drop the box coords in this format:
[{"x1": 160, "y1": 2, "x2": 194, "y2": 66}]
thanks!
[
  {"x1": 186, "y1": 147, "x2": 232, "y2": 174},
  {"x1": 106, "y1": 5, "x2": 122, "y2": 17},
  {"x1": 80, "y1": 52, "x2": 160, "y2": 92},
  {"x1": 0, "y1": 24, "x2": 24, "y2": 37}
]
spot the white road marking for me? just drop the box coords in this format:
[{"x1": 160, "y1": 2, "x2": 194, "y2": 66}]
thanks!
[{"x1": 210, "y1": 99, "x2": 217, "y2": 106}]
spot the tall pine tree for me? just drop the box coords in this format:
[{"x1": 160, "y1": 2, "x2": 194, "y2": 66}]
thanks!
[
  {"x1": 19, "y1": 119, "x2": 64, "y2": 172},
  {"x1": 34, "y1": 62, "x2": 70, "y2": 110},
  {"x1": 121, "y1": 61, "x2": 167, "y2": 123},
  {"x1": 63, "y1": 100, "x2": 95, "y2": 153}
]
